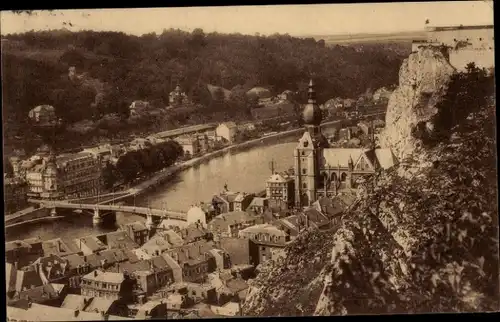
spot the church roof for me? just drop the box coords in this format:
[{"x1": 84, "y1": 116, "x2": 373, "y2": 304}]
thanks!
[
  {"x1": 322, "y1": 148, "x2": 396, "y2": 170},
  {"x1": 323, "y1": 148, "x2": 365, "y2": 168}
]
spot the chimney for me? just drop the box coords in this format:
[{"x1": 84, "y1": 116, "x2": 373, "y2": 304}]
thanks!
[
  {"x1": 94, "y1": 270, "x2": 98, "y2": 277},
  {"x1": 74, "y1": 310, "x2": 80, "y2": 318},
  {"x1": 149, "y1": 259, "x2": 154, "y2": 271},
  {"x1": 83, "y1": 256, "x2": 87, "y2": 263}
]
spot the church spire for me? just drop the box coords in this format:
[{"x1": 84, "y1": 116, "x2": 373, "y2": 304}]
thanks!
[{"x1": 302, "y1": 79, "x2": 322, "y2": 127}]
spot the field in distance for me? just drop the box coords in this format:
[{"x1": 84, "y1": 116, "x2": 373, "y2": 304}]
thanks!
[{"x1": 309, "y1": 30, "x2": 427, "y2": 45}]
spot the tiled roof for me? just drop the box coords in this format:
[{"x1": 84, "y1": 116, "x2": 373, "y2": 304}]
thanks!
[
  {"x1": 267, "y1": 173, "x2": 293, "y2": 183},
  {"x1": 96, "y1": 231, "x2": 139, "y2": 250},
  {"x1": 374, "y1": 148, "x2": 397, "y2": 170},
  {"x1": 74, "y1": 236, "x2": 107, "y2": 253},
  {"x1": 42, "y1": 238, "x2": 80, "y2": 257},
  {"x1": 64, "y1": 254, "x2": 86, "y2": 268},
  {"x1": 15, "y1": 269, "x2": 43, "y2": 293},
  {"x1": 82, "y1": 270, "x2": 124, "y2": 284},
  {"x1": 6, "y1": 240, "x2": 31, "y2": 252},
  {"x1": 210, "y1": 211, "x2": 256, "y2": 231},
  {"x1": 220, "y1": 121, "x2": 237, "y2": 129},
  {"x1": 314, "y1": 197, "x2": 346, "y2": 219},
  {"x1": 156, "y1": 123, "x2": 217, "y2": 139},
  {"x1": 84, "y1": 297, "x2": 116, "y2": 314},
  {"x1": 121, "y1": 221, "x2": 148, "y2": 232},
  {"x1": 239, "y1": 224, "x2": 286, "y2": 238},
  {"x1": 180, "y1": 224, "x2": 209, "y2": 243},
  {"x1": 16, "y1": 283, "x2": 65, "y2": 304},
  {"x1": 60, "y1": 294, "x2": 90, "y2": 310},
  {"x1": 168, "y1": 240, "x2": 215, "y2": 266},
  {"x1": 248, "y1": 197, "x2": 268, "y2": 208},
  {"x1": 8, "y1": 303, "x2": 104, "y2": 321},
  {"x1": 304, "y1": 208, "x2": 330, "y2": 227}
]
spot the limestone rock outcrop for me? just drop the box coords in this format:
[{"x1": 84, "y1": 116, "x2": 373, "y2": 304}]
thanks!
[
  {"x1": 380, "y1": 47, "x2": 456, "y2": 160},
  {"x1": 242, "y1": 49, "x2": 498, "y2": 316}
]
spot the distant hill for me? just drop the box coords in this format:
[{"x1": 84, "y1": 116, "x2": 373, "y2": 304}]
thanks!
[
  {"x1": 1, "y1": 29, "x2": 408, "y2": 154},
  {"x1": 308, "y1": 30, "x2": 427, "y2": 45}
]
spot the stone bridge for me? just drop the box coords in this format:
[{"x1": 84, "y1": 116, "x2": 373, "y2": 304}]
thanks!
[{"x1": 27, "y1": 199, "x2": 187, "y2": 228}]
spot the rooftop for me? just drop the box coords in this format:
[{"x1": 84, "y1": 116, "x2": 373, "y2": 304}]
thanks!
[{"x1": 82, "y1": 270, "x2": 125, "y2": 284}]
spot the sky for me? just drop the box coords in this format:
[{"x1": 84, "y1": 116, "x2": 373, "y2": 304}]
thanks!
[{"x1": 1, "y1": 2, "x2": 494, "y2": 37}]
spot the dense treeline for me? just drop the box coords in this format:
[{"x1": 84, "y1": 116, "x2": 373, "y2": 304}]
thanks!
[
  {"x1": 102, "y1": 140, "x2": 184, "y2": 188},
  {"x1": 2, "y1": 29, "x2": 407, "y2": 153}
]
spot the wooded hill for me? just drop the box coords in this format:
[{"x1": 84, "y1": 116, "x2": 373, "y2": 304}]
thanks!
[{"x1": 2, "y1": 29, "x2": 408, "y2": 154}]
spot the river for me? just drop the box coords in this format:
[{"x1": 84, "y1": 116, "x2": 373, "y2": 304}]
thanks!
[{"x1": 5, "y1": 141, "x2": 299, "y2": 242}]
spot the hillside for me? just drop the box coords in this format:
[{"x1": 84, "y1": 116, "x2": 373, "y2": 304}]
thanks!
[
  {"x1": 2, "y1": 29, "x2": 407, "y2": 154},
  {"x1": 243, "y1": 49, "x2": 498, "y2": 316}
]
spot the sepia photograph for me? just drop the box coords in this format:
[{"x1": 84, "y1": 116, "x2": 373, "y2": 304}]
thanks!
[{"x1": 1, "y1": 1, "x2": 498, "y2": 320}]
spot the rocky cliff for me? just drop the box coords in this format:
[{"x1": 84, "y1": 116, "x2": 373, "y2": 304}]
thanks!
[
  {"x1": 380, "y1": 47, "x2": 455, "y2": 160},
  {"x1": 243, "y1": 49, "x2": 498, "y2": 316}
]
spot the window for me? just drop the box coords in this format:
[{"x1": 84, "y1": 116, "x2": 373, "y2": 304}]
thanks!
[
  {"x1": 302, "y1": 168, "x2": 307, "y2": 175},
  {"x1": 302, "y1": 183, "x2": 307, "y2": 189},
  {"x1": 303, "y1": 141, "x2": 309, "y2": 148},
  {"x1": 301, "y1": 151, "x2": 305, "y2": 156}
]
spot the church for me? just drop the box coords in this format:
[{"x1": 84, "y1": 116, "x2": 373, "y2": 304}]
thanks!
[{"x1": 294, "y1": 80, "x2": 396, "y2": 207}]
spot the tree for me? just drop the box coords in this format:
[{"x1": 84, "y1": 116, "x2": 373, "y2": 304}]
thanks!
[
  {"x1": 116, "y1": 151, "x2": 142, "y2": 183},
  {"x1": 102, "y1": 162, "x2": 118, "y2": 189}
]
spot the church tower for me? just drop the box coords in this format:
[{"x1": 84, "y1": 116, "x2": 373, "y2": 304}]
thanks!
[{"x1": 294, "y1": 79, "x2": 329, "y2": 208}]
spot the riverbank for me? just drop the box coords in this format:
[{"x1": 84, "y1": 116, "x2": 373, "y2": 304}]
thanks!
[{"x1": 124, "y1": 117, "x2": 362, "y2": 201}]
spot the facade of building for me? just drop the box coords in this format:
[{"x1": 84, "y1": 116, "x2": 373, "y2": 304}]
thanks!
[
  {"x1": 174, "y1": 135, "x2": 201, "y2": 157},
  {"x1": 25, "y1": 151, "x2": 102, "y2": 199},
  {"x1": 240, "y1": 224, "x2": 288, "y2": 266},
  {"x1": 169, "y1": 85, "x2": 189, "y2": 107},
  {"x1": 80, "y1": 270, "x2": 133, "y2": 301},
  {"x1": 232, "y1": 193, "x2": 255, "y2": 212},
  {"x1": 120, "y1": 222, "x2": 150, "y2": 246},
  {"x1": 294, "y1": 80, "x2": 397, "y2": 207},
  {"x1": 265, "y1": 173, "x2": 295, "y2": 210},
  {"x1": 215, "y1": 122, "x2": 238, "y2": 144}
]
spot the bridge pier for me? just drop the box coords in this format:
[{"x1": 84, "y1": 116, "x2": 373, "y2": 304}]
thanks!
[
  {"x1": 50, "y1": 208, "x2": 57, "y2": 217},
  {"x1": 92, "y1": 208, "x2": 103, "y2": 225}
]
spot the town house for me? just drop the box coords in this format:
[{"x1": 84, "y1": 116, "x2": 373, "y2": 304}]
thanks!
[
  {"x1": 233, "y1": 192, "x2": 255, "y2": 212},
  {"x1": 6, "y1": 237, "x2": 44, "y2": 268},
  {"x1": 120, "y1": 221, "x2": 150, "y2": 246},
  {"x1": 81, "y1": 270, "x2": 135, "y2": 302},
  {"x1": 215, "y1": 122, "x2": 238, "y2": 144},
  {"x1": 211, "y1": 191, "x2": 240, "y2": 214},
  {"x1": 266, "y1": 173, "x2": 295, "y2": 210},
  {"x1": 239, "y1": 224, "x2": 289, "y2": 266},
  {"x1": 74, "y1": 235, "x2": 107, "y2": 255},
  {"x1": 246, "y1": 197, "x2": 269, "y2": 214},
  {"x1": 166, "y1": 241, "x2": 216, "y2": 283},
  {"x1": 208, "y1": 211, "x2": 263, "y2": 238},
  {"x1": 139, "y1": 229, "x2": 184, "y2": 257},
  {"x1": 95, "y1": 231, "x2": 139, "y2": 251}
]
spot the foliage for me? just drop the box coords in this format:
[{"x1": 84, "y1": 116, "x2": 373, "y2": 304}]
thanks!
[
  {"x1": 2, "y1": 29, "x2": 406, "y2": 153},
  {"x1": 244, "y1": 78, "x2": 498, "y2": 315},
  {"x1": 114, "y1": 140, "x2": 183, "y2": 183},
  {"x1": 414, "y1": 63, "x2": 495, "y2": 146}
]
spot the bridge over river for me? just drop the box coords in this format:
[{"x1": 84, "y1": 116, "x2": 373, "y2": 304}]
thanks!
[{"x1": 26, "y1": 199, "x2": 187, "y2": 227}]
